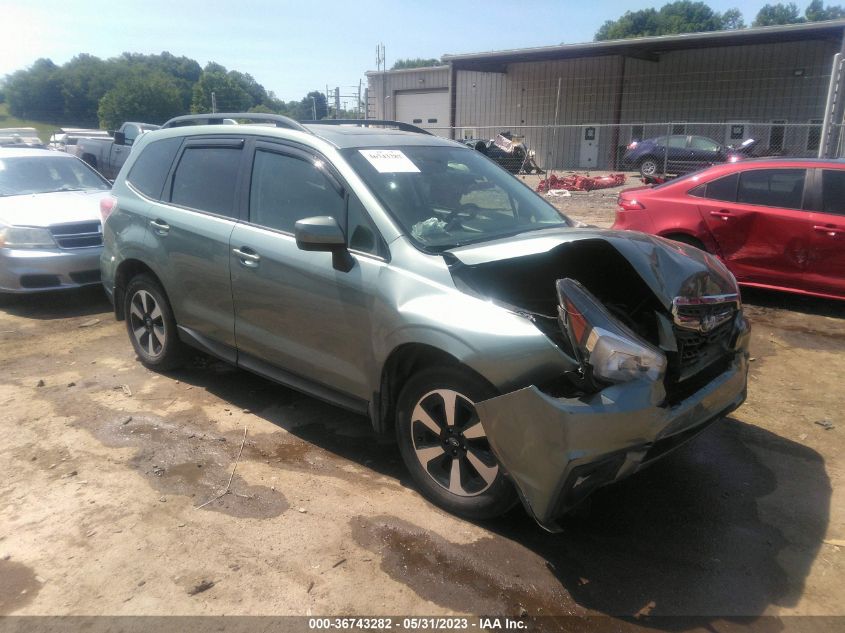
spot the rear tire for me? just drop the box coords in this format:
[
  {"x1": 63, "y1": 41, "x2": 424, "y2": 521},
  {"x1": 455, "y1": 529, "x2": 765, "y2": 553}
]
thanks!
[
  {"x1": 123, "y1": 274, "x2": 185, "y2": 371},
  {"x1": 665, "y1": 234, "x2": 706, "y2": 251},
  {"x1": 638, "y1": 157, "x2": 659, "y2": 177},
  {"x1": 396, "y1": 366, "x2": 517, "y2": 520}
]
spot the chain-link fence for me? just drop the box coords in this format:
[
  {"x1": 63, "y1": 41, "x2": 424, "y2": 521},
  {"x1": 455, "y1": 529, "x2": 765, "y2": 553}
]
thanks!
[{"x1": 420, "y1": 121, "x2": 831, "y2": 176}]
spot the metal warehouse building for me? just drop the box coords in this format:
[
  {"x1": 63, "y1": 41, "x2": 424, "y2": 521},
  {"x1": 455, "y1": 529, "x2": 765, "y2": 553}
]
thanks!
[{"x1": 367, "y1": 20, "x2": 845, "y2": 170}]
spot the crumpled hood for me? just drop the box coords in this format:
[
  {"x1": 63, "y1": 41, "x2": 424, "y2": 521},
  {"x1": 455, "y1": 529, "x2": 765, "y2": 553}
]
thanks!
[
  {"x1": 447, "y1": 228, "x2": 738, "y2": 310},
  {"x1": 0, "y1": 190, "x2": 109, "y2": 228}
]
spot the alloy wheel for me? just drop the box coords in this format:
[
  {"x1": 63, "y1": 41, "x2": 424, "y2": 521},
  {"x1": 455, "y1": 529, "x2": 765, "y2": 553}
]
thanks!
[
  {"x1": 410, "y1": 389, "x2": 499, "y2": 497},
  {"x1": 129, "y1": 289, "x2": 166, "y2": 358}
]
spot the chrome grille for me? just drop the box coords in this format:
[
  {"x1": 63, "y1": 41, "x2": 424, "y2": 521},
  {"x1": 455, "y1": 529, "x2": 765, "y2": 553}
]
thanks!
[
  {"x1": 671, "y1": 295, "x2": 739, "y2": 380},
  {"x1": 49, "y1": 221, "x2": 102, "y2": 249}
]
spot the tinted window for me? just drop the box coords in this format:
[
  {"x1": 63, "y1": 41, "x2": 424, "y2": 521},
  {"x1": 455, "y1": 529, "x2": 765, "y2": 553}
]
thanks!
[
  {"x1": 668, "y1": 136, "x2": 687, "y2": 149},
  {"x1": 249, "y1": 150, "x2": 344, "y2": 233},
  {"x1": 705, "y1": 173, "x2": 738, "y2": 202},
  {"x1": 127, "y1": 137, "x2": 181, "y2": 200},
  {"x1": 347, "y1": 195, "x2": 384, "y2": 256},
  {"x1": 171, "y1": 147, "x2": 242, "y2": 217},
  {"x1": 737, "y1": 169, "x2": 805, "y2": 209},
  {"x1": 689, "y1": 137, "x2": 720, "y2": 152},
  {"x1": 822, "y1": 169, "x2": 845, "y2": 215}
]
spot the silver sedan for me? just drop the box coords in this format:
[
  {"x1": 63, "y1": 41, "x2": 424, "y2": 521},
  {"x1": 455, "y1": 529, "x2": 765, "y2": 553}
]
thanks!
[{"x1": 0, "y1": 148, "x2": 111, "y2": 293}]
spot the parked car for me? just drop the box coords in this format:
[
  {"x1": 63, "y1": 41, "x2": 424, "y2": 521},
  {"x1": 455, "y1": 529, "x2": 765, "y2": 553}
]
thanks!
[
  {"x1": 0, "y1": 148, "x2": 111, "y2": 294},
  {"x1": 49, "y1": 128, "x2": 113, "y2": 157},
  {"x1": 612, "y1": 158, "x2": 845, "y2": 301},
  {"x1": 78, "y1": 122, "x2": 160, "y2": 180},
  {"x1": 623, "y1": 134, "x2": 758, "y2": 178},
  {"x1": 101, "y1": 113, "x2": 749, "y2": 531},
  {"x1": 0, "y1": 127, "x2": 45, "y2": 149}
]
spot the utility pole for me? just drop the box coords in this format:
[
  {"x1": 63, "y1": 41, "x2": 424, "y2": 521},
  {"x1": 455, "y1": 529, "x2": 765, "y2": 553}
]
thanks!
[
  {"x1": 211, "y1": 91, "x2": 217, "y2": 114},
  {"x1": 310, "y1": 96, "x2": 317, "y2": 120}
]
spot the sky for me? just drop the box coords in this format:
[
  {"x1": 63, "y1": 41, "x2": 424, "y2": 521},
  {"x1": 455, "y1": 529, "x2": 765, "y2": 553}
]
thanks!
[{"x1": 1, "y1": 0, "x2": 771, "y2": 102}]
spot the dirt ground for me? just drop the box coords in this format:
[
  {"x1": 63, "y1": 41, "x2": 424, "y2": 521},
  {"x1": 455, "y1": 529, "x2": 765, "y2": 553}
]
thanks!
[{"x1": 1, "y1": 187, "x2": 844, "y2": 625}]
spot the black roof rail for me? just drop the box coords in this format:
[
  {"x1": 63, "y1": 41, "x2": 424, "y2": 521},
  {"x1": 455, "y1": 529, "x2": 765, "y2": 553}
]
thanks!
[
  {"x1": 161, "y1": 112, "x2": 310, "y2": 133},
  {"x1": 301, "y1": 119, "x2": 433, "y2": 136}
]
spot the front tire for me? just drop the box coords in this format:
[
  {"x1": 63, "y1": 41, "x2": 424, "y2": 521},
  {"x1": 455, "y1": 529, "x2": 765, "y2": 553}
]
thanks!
[
  {"x1": 123, "y1": 274, "x2": 184, "y2": 371},
  {"x1": 396, "y1": 366, "x2": 517, "y2": 520}
]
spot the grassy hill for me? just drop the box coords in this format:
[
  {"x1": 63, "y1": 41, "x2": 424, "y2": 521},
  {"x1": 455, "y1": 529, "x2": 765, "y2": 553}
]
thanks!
[{"x1": 0, "y1": 103, "x2": 63, "y2": 142}]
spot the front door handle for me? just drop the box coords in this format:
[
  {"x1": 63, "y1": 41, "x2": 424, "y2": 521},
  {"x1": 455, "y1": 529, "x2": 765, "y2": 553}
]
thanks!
[
  {"x1": 710, "y1": 210, "x2": 732, "y2": 220},
  {"x1": 232, "y1": 247, "x2": 261, "y2": 268},
  {"x1": 813, "y1": 225, "x2": 843, "y2": 237},
  {"x1": 149, "y1": 219, "x2": 170, "y2": 235}
]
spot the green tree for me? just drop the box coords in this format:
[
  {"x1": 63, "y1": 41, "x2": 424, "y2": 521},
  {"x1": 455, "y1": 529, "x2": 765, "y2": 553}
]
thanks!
[
  {"x1": 4, "y1": 58, "x2": 64, "y2": 122},
  {"x1": 299, "y1": 91, "x2": 328, "y2": 120},
  {"x1": 190, "y1": 67, "x2": 253, "y2": 113},
  {"x1": 753, "y1": 2, "x2": 803, "y2": 25},
  {"x1": 97, "y1": 71, "x2": 182, "y2": 128},
  {"x1": 595, "y1": 1, "x2": 745, "y2": 40},
  {"x1": 804, "y1": 0, "x2": 845, "y2": 20},
  {"x1": 390, "y1": 58, "x2": 443, "y2": 70}
]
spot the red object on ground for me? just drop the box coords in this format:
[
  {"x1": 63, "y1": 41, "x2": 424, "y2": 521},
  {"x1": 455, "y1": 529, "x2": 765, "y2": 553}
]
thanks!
[
  {"x1": 537, "y1": 173, "x2": 626, "y2": 193},
  {"x1": 611, "y1": 158, "x2": 845, "y2": 301}
]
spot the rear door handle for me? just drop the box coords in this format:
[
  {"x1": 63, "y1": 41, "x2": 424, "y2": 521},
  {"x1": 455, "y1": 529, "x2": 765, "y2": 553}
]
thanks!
[
  {"x1": 710, "y1": 210, "x2": 732, "y2": 220},
  {"x1": 232, "y1": 247, "x2": 261, "y2": 268},
  {"x1": 149, "y1": 219, "x2": 170, "y2": 234},
  {"x1": 813, "y1": 225, "x2": 843, "y2": 237}
]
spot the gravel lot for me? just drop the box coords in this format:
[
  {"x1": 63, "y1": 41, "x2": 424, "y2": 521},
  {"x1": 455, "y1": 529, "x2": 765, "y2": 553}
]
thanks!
[{"x1": 1, "y1": 185, "x2": 843, "y2": 624}]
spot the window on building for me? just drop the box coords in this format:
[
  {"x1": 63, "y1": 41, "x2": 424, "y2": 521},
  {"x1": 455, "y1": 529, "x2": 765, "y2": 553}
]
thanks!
[
  {"x1": 170, "y1": 146, "x2": 242, "y2": 217},
  {"x1": 249, "y1": 150, "x2": 345, "y2": 233},
  {"x1": 769, "y1": 120, "x2": 786, "y2": 153},
  {"x1": 630, "y1": 125, "x2": 644, "y2": 142},
  {"x1": 737, "y1": 169, "x2": 806, "y2": 209},
  {"x1": 807, "y1": 119, "x2": 823, "y2": 152}
]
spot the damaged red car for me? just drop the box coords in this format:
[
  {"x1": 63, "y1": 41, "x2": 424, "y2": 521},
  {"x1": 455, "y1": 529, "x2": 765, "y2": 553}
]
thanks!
[{"x1": 612, "y1": 158, "x2": 845, "y2": 301}]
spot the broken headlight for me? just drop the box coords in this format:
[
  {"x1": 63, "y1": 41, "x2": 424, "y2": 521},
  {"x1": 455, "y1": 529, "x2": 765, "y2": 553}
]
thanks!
[{"x1": 557, "y1": 278, "x2": 666, "y2": 385}]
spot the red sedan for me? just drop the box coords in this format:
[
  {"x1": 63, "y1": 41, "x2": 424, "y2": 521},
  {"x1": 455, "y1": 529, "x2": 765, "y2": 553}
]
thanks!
[{"x1": 612, "y1": 158, "x2": 845, "y2": 301}]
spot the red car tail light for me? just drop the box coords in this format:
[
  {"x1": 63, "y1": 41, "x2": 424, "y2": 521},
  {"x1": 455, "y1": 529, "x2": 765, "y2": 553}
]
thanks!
[
  {"x1": 627, "y1": 141, "x2": 638, "y2": 149},
  {"x1": 100, "y1": 195, "x2": 117, "y2": 224}
]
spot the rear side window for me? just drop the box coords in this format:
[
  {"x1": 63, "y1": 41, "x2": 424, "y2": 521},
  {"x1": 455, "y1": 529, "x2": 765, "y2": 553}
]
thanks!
[
  {"x1": 705, "y1": 173, "x2": 738, "y2": 202},
  {"x1": 668, "y1": 136, "x2": 687, "y2": 149},
  {"x1": 249, "y1": 150, "x2": 344, "y2": 233},
  {"x1": 737, "y1": 169, "x2": 806, "y2": 209},
  {"x1": 127, "y1": 137, "x2": 181, "y2": 200},
  {"x1": 171, "y1": 146, "x2": 242, "y2": 217},
  {"x1": 689, "y1": 137, "x2": 720, "y2": 152},
  {"x1": 822, "y1": 169, "x2": 845, "y2": 215}
]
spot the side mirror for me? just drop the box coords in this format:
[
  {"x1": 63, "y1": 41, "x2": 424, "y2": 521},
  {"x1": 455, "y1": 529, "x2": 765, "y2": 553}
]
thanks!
[
  {"x1": 294, "y1": 216, "x2": 352, "y2": 271},
  {"x1": 113, "y1": 131, "x2": 126, "y2": 146}
]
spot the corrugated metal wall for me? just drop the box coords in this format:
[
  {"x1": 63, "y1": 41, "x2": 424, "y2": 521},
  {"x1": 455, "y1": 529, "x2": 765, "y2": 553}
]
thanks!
[{"x1": 367, "y1": 37, "x2": 840, "y2": 168}]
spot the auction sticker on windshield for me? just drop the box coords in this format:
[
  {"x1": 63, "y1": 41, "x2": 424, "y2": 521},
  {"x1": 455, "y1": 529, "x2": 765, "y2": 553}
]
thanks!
[{"x1": 359, "y1": 149, "x2": 420, "y2": 173}]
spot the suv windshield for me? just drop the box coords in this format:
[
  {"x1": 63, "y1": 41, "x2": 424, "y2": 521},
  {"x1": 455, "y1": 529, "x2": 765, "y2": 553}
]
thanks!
[
  {"x1": 0, "y1": 156, "x2": 110, "y2": 196},
  {"x1": 343, "y1": 145, "x2": 570, "y2": 250}
]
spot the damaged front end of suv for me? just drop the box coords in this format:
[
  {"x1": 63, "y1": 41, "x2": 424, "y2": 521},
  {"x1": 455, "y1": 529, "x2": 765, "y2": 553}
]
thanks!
[{"x1": 447, "y1": 229, "x2": 750, "y2": 531}]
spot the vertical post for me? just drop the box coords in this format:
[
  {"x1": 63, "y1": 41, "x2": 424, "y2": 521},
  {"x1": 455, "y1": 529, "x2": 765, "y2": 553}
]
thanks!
[
  {"x1": 335, "y1": 87, "x2": 340, "y2": 119},
  {"x1": 664, "y1": 123, "x2": 671, "y2": 175},
  {"x1": 211, "y1": 91, "x2": 217, "y2": 114},
  {"x1": 551, "y1": 77, "x2": 561, "y2": 176},
  {"x1": 819, "y1": 52, "x2": 842, "y2": 159}
]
